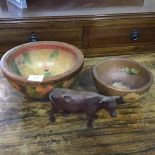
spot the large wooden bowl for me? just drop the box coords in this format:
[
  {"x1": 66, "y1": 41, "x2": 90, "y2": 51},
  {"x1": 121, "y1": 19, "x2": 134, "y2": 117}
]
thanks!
[
  {"x1": 93, "y1": 58, "x2": 153, "y2": 102},
  {"x1": 1, "y1": 41, "x2": 84, "y2": 99}
]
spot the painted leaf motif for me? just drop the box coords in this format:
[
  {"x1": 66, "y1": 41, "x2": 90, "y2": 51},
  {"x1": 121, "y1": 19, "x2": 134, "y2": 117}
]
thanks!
[
  {"x1": 9, "y1": 61, "x2": 21, "y2": 75},
  {"x1": 23, "y1": 52, "x2": 32, "y2": 64},
  {"x1": 26, "y1": 86, "x2": 38, "y2": 98},
  {"x1": 49, "y1": 50, "x2": 59, "y2": 59},
  {"x1": 130, "y1": 68, "x2": 139, "y2": 75},
  {"x1": 122, "y1": 67, "x2": 139, "y2": 75},
  {"x1": 44, "y1": 71, "x2": 52, "y2": 77}
]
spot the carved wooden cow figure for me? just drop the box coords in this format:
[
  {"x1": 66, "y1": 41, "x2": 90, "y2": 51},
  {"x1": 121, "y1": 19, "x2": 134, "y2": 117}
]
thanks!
[{"x1": 49, "y1": 88, "x2": 124, "y2": 128}]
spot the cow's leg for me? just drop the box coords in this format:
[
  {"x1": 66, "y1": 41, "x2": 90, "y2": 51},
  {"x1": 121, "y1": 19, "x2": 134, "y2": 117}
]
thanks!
[
  {"x1": 86, "y1": 107, "x2": 97, "y2": 129},
  {"x1": 49, "y1": 104, "x2": 58, "y2": 122},
  {"x1": 87, "y1": 114, "x2": 94, "y2": 129},
  {"x1": 63, "y1": 110, "x2": 70, "y2": 116}
]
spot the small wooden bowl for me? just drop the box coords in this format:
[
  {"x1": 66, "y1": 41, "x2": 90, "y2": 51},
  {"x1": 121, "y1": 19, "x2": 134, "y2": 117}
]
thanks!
[
  {"x1": 1, "y1": 41, "x2": 84, "y2": 99},
  {"x1": 93, "y1": 58, "x2": 153, "y2": 102}
]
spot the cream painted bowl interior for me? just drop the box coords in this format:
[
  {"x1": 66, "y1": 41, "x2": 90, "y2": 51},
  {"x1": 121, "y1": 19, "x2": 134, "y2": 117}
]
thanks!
[{"x1": 8, "y1": 44, "x2": 76, "y2": 78}]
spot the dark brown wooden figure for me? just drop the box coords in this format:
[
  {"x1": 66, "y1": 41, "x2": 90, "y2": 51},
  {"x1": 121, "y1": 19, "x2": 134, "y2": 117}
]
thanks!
[{"x1": 49, "y1": 88, "x2": 124, "y2": 128}]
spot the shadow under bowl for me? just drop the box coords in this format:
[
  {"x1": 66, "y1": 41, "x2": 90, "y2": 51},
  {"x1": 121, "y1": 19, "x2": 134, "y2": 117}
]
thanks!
[
  {"x1": 93, "y1": 58, "x2": 153, "y2": 102},
  {"x1": 1, "y1": 41, "x2": 84, "y2": 99}
]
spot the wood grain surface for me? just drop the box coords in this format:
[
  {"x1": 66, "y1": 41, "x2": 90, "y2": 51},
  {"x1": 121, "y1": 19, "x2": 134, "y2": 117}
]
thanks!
[{"x1": 0, "y1": 53, "x2": 155, "y2": 155}]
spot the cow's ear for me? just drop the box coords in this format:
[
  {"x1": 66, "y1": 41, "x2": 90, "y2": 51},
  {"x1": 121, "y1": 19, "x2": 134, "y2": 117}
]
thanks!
[{"x1": 63, "y1": 95, "x2": 72, "y2": 103}]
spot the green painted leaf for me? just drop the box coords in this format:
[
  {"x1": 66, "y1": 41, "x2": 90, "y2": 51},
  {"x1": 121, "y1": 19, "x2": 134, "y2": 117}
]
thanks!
[
  {"x1": 130, "y1": 68, "x2": 139, "y2": 75},
  {"x1": 49, "y1": 50, "x2": 59, "y2": 59},
  {"x1": 122, "y1": 67, "x2": 139, "y2": 75},
  {"x1": 9, "y1": 61, "x2": 21, "y2": 75},
  {"x1": 44, "y1": 71, "x2": 53, "y2": 77},
  {"x1": 26, "y1": 86, "x2": 38, "y2": 98},
  {"x1": 23, "y1": 52, "x2": 32, "y2": 64}
]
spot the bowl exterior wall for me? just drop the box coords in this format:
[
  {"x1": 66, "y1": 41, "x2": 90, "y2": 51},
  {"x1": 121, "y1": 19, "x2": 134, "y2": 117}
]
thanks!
[{"x1": 6, "y1": 76, "x2": 77, "y2": 99}]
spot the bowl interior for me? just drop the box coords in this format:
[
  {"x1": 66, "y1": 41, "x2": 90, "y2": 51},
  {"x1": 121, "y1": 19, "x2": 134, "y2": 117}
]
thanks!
[
  {"x1": 7, "y1": 43, "x2": 77, "y2": 78},
  {"x1": 95, "y1": 59, "x2": 151, "y2": 90}
]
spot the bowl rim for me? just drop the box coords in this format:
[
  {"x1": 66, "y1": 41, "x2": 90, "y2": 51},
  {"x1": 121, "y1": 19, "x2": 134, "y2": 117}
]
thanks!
[
  {"x1": 93, "y1": 58, "x2": 153, "y2": 93},
  {"x1": 1, "y1": 41, "x2": 84, "y2": 85}
]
